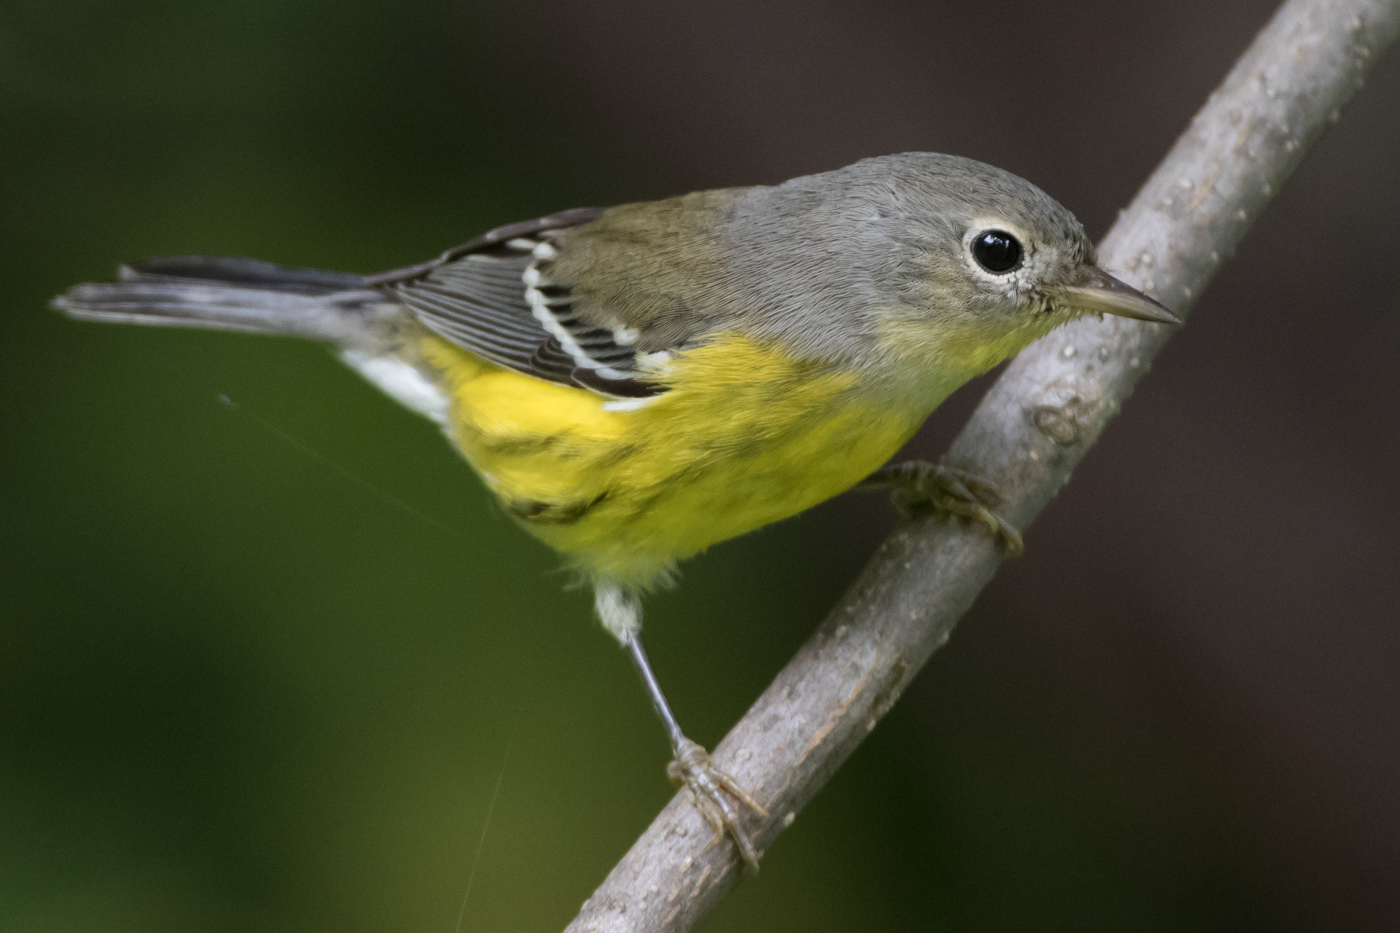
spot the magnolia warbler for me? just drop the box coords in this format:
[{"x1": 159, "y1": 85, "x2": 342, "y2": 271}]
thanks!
[{"x1": 55, "y1": 152, "x2": 1178, "y2": 868}]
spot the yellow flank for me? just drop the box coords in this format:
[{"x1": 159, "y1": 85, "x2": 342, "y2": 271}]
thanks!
[{"x1": 417, "y1": 332, "x2": 933, "y2": 591}]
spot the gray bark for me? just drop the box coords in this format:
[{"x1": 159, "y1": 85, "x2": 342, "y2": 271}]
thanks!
[{"x1": 564, "y1": 1, "x2": 1400, "y2": 930}]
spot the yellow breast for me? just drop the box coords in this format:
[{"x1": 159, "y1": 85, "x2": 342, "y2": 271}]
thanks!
[{"x1": 417, "y1": 332, "x2": 930, "y2": 590}]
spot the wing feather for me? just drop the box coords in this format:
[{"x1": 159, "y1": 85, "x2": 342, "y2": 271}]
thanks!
[{"x1": 371, "y1": 209, "x2": 668, "y2": 399}]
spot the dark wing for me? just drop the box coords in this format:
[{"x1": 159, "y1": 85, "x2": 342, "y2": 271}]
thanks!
[{"x1": 368, "y1": 209, "x2": 659, "y2": 399}]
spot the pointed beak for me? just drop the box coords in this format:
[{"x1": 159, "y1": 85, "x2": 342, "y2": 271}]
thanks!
[{"x1": 1048, "y1": 265, "x2": 1182, "y2": 325}]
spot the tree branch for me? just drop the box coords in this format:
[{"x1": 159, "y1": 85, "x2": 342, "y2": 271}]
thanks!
[{"x1": 564, "y1": 1, "x2": 1400, "y2": 930}]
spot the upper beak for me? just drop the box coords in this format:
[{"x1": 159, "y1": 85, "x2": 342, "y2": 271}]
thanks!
[{"x1": 1049, "y1": 265, "x2": 1182, "y2": 325}]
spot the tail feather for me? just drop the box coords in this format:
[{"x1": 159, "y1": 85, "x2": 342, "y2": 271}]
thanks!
[
  {"x1": 53, "y1": 255, "x2": 390, "y2": 343},
  {"x1": 125, "y1": 256, "x2": 366, "y2": 295}
]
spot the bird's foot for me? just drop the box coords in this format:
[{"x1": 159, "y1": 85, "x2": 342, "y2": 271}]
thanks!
[
  {"x1": 666, "y1": 737, "x2": 768, "y2": 871},
  {"x1": 865, "y1": 460, "x2": 1024, "y2": 556}
]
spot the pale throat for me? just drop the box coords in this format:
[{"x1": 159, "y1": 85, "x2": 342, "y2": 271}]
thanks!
[{"x1": 873, "y1": 315, "x2": 1047, "y2": 414}]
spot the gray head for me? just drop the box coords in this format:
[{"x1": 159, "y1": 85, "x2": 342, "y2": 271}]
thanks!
[{"x1": 752, "y1": 152, "x2": 1177, "y2": 381}]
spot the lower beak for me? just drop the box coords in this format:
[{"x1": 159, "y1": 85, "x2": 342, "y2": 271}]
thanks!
[{"x1": 1049, "y1": 266, "x2": 1182, "y2": 325}]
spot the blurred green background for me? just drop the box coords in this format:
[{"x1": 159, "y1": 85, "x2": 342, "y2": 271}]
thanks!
[{"x1": 3, "y1": 2, "x2": 1399, "y2": 931}]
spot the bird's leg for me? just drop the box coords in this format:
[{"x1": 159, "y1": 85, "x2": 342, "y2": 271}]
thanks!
[
  {"x1": 595, "y1": 585, "x2": 767, "y2": 870},
  {"x1": 621, "y1": 629, "x2": 768, "y2": 870},
  {"x1": 860, "y1": 460, "x2": 1024, "y2": 556}
]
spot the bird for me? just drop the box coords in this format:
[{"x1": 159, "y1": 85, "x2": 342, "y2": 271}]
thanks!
[{"x1": 54, "y1": 152, "x2": 1178, "y2": 869}]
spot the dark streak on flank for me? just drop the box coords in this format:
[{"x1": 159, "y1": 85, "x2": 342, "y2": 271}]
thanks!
[{"x1": 505, "y1": 491, "x2": 610, "y2": 525}]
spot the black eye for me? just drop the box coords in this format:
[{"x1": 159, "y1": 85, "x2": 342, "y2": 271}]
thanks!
[{"x1": 971, "y1": 229, "x2": 1023, "y2": 274}]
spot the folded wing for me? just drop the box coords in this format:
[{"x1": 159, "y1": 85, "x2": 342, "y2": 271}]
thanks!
[{"x1": 370, "y1": 209, "x2": 663, "y2": 399}]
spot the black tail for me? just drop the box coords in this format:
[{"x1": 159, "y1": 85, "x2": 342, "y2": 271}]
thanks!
[{"x1": 53, "y1": 256, "x2": 390, "y2": 343}]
